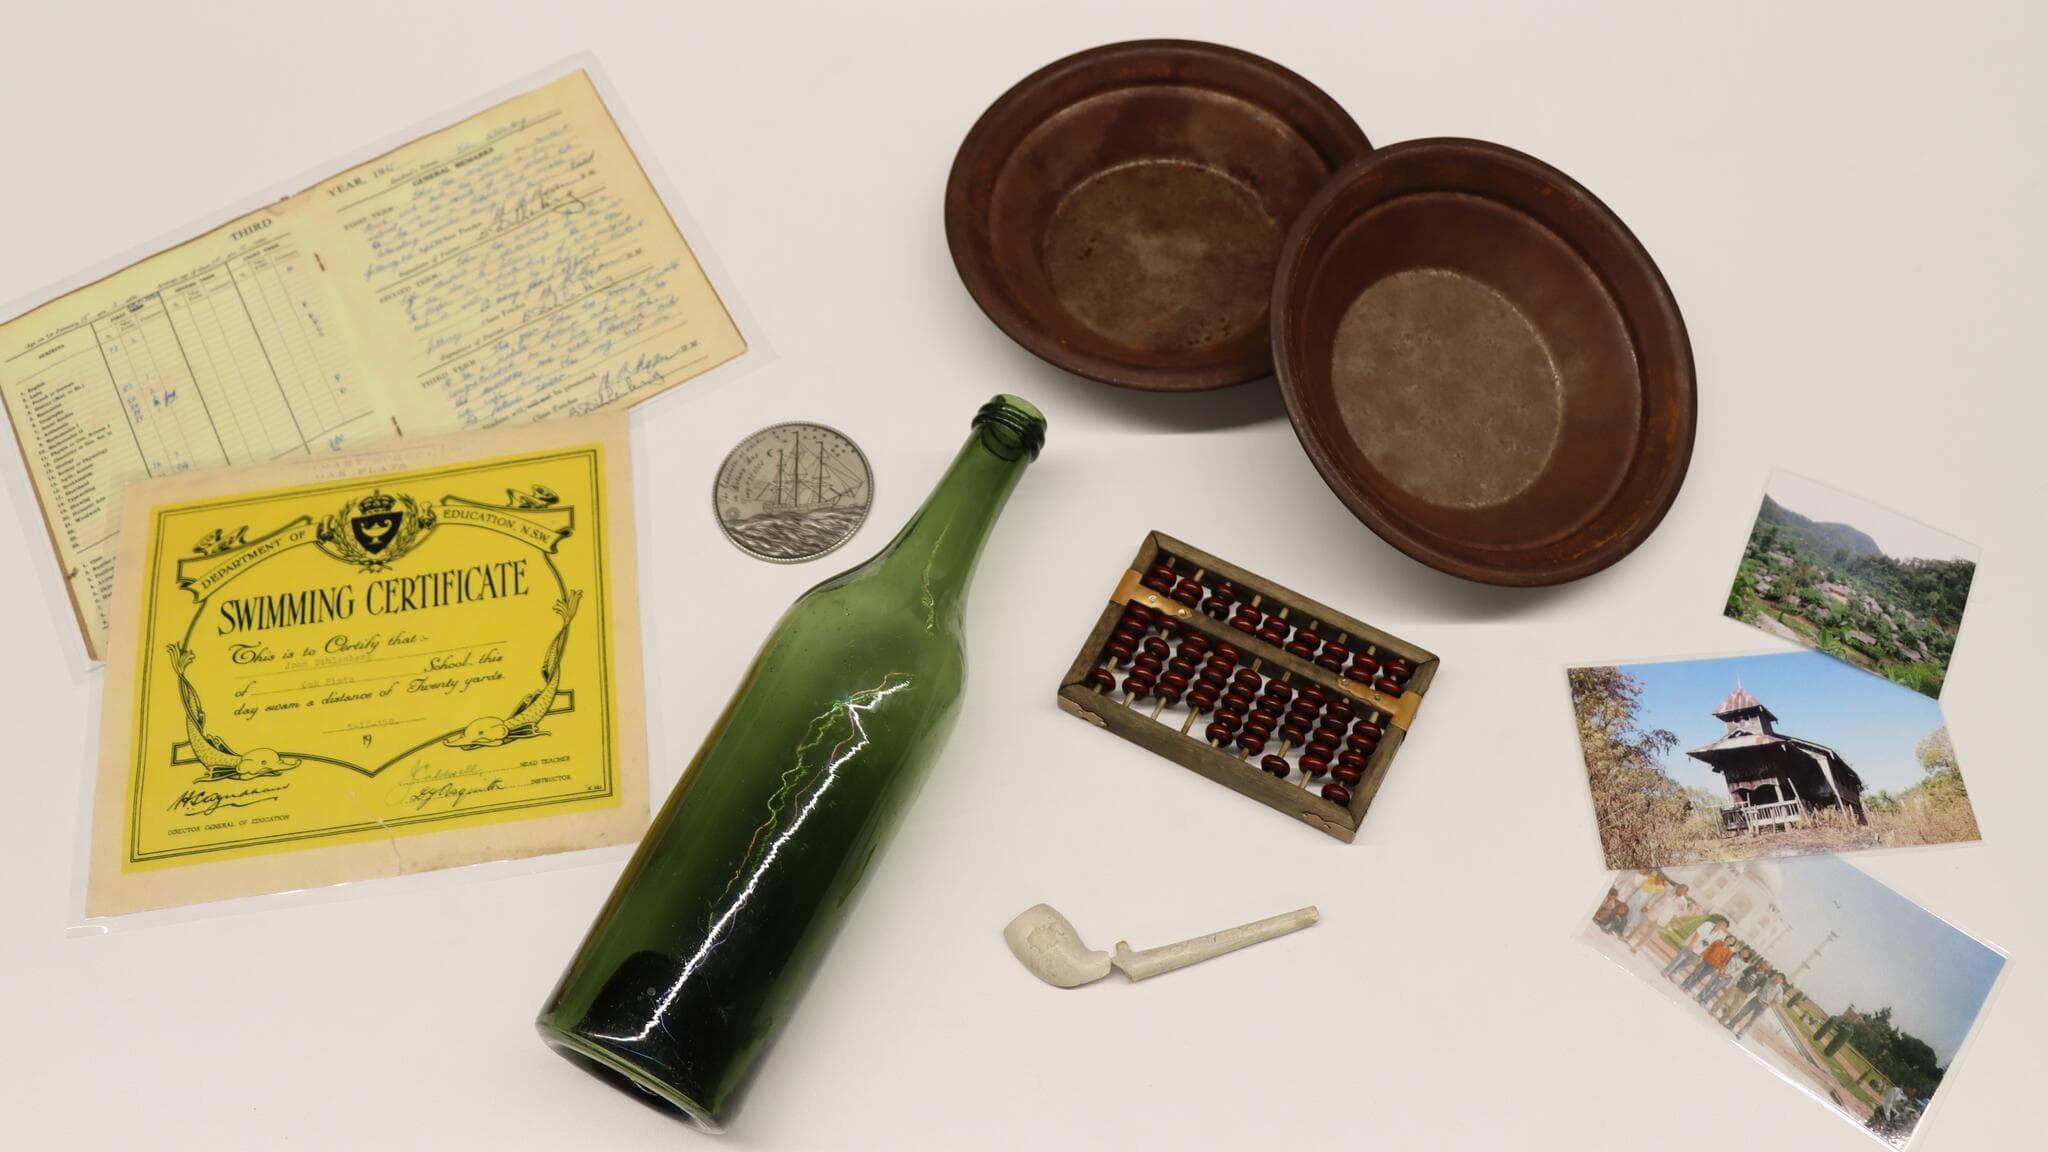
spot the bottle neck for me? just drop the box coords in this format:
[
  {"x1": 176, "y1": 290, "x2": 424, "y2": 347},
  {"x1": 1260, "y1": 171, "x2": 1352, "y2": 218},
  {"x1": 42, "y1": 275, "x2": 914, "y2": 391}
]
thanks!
[{"x1": 870, "y1": 424, "x2": 1031, "y2": 628}]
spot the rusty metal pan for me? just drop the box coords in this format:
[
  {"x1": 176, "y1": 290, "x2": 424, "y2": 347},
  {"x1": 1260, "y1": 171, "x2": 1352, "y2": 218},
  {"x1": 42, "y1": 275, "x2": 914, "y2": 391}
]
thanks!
[
  {"x1": 1271, "y1": 138, "x2": 1695, "y2": 586},
  {"x1": 946, "y1": 40, "x2": 1370, "y2": 391}
]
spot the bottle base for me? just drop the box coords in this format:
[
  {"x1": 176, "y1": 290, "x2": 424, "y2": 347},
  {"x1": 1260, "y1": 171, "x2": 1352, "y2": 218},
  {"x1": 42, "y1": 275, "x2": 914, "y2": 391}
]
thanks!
[{"x1": 536, "y1": 1021, "x2": 725, "y2": 1134}]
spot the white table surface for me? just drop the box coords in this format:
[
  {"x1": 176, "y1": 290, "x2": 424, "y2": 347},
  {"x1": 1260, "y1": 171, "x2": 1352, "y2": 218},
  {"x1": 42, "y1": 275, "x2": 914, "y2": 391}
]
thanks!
[{"x1": 3, "y1": 3, "x2": 2042, "y2": 1148}]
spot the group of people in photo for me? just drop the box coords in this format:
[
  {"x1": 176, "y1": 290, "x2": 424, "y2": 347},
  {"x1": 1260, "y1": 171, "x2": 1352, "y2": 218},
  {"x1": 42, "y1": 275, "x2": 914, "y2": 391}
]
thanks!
[{"x1": 1592, "y1": 875, "x2": 1789, "y2": 1039}]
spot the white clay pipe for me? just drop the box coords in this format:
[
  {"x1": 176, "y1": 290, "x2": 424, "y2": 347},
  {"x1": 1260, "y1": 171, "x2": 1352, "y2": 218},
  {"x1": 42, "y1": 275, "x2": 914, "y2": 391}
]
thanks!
[
  {"x1": 1004, "y1": 903, "x2": 1319, "y2": 988},
  {"x1": 1111, "y1": 906, "x2": 1320, "y2": 980}
]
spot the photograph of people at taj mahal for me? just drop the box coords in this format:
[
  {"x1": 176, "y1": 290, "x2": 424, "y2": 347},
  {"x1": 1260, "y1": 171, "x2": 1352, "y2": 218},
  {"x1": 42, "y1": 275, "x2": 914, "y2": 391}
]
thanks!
[{"x1": 1584, "y1": 857, "x2": 2004, "y2": 1147}]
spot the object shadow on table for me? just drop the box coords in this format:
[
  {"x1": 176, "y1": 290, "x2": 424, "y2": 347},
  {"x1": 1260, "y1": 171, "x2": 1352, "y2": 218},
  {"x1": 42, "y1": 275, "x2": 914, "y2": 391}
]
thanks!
[
  {"x1": 952, "y1": 307, "x2": 1291, "y2": 434},
  {"x1": 1373, "y1": 559, "x2": 1590, "y2": 622}
]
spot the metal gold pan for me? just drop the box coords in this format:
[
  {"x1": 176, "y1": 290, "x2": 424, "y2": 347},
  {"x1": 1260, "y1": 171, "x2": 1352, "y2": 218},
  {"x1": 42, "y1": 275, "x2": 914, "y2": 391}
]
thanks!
[
  {"x1": 1271, "y1": 138, "x2": 1696, "y2": 586},
  {"x1": 946, "y1": 39, "x2": 1371, "y2": 391}
]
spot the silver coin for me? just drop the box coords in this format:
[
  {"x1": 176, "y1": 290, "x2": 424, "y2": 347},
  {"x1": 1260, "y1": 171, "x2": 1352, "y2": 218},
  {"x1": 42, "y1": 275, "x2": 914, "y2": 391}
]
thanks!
[{"x1": 713, "y1": 422, "x2": 873, "y2": 562}]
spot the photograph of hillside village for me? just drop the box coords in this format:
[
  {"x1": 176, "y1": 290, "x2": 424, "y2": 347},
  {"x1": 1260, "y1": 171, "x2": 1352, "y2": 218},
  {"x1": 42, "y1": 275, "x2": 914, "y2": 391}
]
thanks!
[
  {"x1": 1570, "y1": 652, "x2": 1981, "y2": 869},
  {"x1": 1584, "y1": 857, "x2": 2004, "y2": 1148},
  {"x1": 1725, "y1": 470, "x2": 1978, "y2": 698}
]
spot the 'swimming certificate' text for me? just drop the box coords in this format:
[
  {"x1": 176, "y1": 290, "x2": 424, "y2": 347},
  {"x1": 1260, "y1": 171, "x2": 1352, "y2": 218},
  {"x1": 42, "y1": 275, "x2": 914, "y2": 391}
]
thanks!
[{"x1": 89, "y1": 415, "x2": 646, "y2": 916}]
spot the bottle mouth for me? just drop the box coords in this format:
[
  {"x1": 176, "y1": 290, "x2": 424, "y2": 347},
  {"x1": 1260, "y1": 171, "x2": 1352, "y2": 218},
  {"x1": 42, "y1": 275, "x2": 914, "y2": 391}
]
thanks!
[{"x1": 975, "y1": 394, "x2": 1047, "y2": 460}]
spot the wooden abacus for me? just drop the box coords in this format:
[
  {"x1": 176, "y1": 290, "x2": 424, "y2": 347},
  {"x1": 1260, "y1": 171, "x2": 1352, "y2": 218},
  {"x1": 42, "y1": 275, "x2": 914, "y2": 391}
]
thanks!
[{"x1": 1056, "y1": 531, "x2": 1438, "y2": 842}]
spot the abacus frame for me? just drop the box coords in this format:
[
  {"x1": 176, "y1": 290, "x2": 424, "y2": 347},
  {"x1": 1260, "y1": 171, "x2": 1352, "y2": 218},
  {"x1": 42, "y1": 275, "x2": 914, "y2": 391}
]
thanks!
[{"x1": 1056, "y1": 531, "x2": 1439, "y2": 843}]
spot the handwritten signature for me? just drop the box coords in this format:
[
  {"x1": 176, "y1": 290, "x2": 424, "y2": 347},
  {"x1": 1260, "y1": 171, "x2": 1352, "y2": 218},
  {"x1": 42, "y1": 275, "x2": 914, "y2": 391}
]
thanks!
[
  {"x1": 567, "y1": 341, "x2": 699, "y2": 416},
  {"x1": 167, "y1": 782, "x2": 290, "y2": 816},
  {"x1": 489, "y1": 181, "x2": 586, "y2": 234},
  {"x1": 395, "y1": 778, "x2": 507, "y2": 813}
]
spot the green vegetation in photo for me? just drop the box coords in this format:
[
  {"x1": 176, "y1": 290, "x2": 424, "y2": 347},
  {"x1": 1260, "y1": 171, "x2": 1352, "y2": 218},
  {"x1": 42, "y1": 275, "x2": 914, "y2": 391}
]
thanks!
[{"x1": 1726, "y1": 496, "x2": 1973, "y2": 698}]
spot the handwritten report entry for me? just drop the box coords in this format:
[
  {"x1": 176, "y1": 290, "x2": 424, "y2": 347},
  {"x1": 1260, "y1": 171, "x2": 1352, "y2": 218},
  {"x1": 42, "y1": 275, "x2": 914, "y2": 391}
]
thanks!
[{"x1": 0, "y1": 70, "x2": 746, "y2": 657}]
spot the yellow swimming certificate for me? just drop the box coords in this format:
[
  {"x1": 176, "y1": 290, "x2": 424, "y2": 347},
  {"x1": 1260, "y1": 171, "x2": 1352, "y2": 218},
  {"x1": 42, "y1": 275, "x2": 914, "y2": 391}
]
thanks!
[{"x1": 90, "y1": 415, "x2": 646, "y2": 916}]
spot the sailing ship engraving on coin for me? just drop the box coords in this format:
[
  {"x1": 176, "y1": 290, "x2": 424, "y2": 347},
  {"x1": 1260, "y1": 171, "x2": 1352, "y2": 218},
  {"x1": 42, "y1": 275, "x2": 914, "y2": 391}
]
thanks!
[{"x1": 714, "y1": 422, "x2": 873, "y2": 562}]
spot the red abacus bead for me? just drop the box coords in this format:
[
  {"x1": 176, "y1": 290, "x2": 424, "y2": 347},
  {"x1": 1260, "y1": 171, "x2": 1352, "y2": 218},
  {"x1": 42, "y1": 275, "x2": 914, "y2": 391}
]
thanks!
[
  {"x1": 1121, "y1": 604, "x2": 1155, "y2": 626},
  {"x1": 1285, "y1": 636, "x2": 1317, "y2": 659},
  {"x1": 1198, "y1": 668, "x2": 1229, "y2": 691},
  {"x1": 1167, "y1": 657, "x2": 1198, "y2": 678},
  {"x1": 1201, "y1": 595, "x2": 1233, "y2": 620},
  {"x1": 1349, "y1": 653, "x2": 1382, "y2": 678},
  {"x1": 1297, "y1": 684, "x2": 1327, "y2": 708},
  {"x1": 1257, "y1": 623, "x2": 1289, "y2": 644},
  {"x1": 1300, "y1": 755, "x2": 1330, "y2": 779},
  {"x1": 1159, "y1": 670, "x2": 1190, "y2": 694},
  {"x1": 1236, "y1": 733, "x2": 1268, "y2": 754},
  {"x1": 1307, "y1": 743, "x2": 1340, "y2": 766},
  {"x1": 1133, "y1": 655, "x2": 1165, "y2": 678},
  {"x1": 1142, "y1": 636, "x2": 1171, "y2": 660},
  {"x1": 1223, "y1": 692, "x2": 1256, "y2": 715},
  {"x1": 1205, "y1": 722, "x2": 1235, "y2": 744},
  {"x1": 1316, "y1": 642, "x2": 1349, "y2": 671},
  {"x1": 1186, "y1": 691, "x2": 1217, "y2": 714},
  {"x1": 1344, "y1": 664, "x2": 1377, "y2": 685},
  {"x1": 1214, "y1": 707, "x2": 1245, "y2": 729},
  {"x1": 1179, "y1": 631, "x2": 1210, "y2": 653},
  {"x1": 1171, "y1": 579, "x2": 1203, "y2": 607},
  {"x1": 1230, "y1": 616, "x2": 1259, "y2": 636},
  {"x1": 1346, "y1": 737, "x2": 1378, "y2": 758},
  {"x1": 1105, "y1": 638, "x2": 1136, "y2": 664},
  {"x1": 1242, "y1": 721, "x2": 1275, "y2": 744},
  {"x1": 1325, "y1": 699, "x2": 1354, "y2": 723},
  {"x1": 1262, "y1": 680, "x2": 1294, "y2": 702},
  {"x1": 1321, "y1": 782, "x2": 1352, "y2": 806},
  {"x1": 1086, "y1": 668, "x2": 1116, "y2": 691},
  {"x1": 1384, "y1": 658, "x2": 1413, "y2": 681},
  {"x1": 1260, "y1": 755, "x2": 1291, "y2": 778},
  {"x1": 1155, "y1": 616, "x2": 1182, "y2": 639},
  {"x1": 1213, "y1": 642, "x2": 1242, "y2": 665},
  {"x1": 1280, "y1": 722, "x2": 1311, "y2": 746},
  {"x1": 1374, "y1": 677, "x2": 1404, "y2": 697},
  {"x1": 1338, "y1": 750, "x2": 1369, "y2": 774},
  {"x1": 1353, "y1": 720, "x2": 1384, "y2": 742},
  {"x1": 1332, "y1": 763, "x2": 1364, "y2": 786}
]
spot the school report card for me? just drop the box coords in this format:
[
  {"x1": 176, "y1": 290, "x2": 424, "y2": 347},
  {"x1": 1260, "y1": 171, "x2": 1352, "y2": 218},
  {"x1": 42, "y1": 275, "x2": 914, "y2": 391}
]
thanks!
[
  {"x1": 87, "y1": 414, "x2": 647, "y2": 916},
  {"x1": 1, "y1": 66, "x2": 745, "y2": 659}
]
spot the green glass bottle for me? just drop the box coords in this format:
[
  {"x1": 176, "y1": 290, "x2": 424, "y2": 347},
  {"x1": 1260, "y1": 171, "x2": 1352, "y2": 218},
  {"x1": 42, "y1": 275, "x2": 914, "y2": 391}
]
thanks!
[{"x1": 536, "y1": 395, "x2": 1045, "y2": 1130}]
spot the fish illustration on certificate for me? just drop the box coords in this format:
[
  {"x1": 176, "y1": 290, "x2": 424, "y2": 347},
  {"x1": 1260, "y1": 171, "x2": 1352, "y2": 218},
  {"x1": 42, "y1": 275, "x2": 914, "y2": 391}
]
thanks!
[{"x1": 88, "y1": 415, "x2": 647, "y2": 916}]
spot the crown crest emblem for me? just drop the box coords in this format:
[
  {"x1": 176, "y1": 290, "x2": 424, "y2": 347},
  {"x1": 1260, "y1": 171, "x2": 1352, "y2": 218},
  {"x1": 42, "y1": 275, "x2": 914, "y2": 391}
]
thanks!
[{"x1": 317, "y1": 489, "x2": 434, "y2": 569}]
